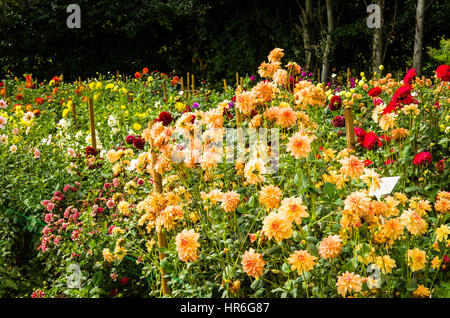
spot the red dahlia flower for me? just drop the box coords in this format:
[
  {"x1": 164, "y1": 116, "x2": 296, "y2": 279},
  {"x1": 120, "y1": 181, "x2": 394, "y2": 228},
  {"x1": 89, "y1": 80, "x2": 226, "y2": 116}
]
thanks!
[
  {"x1": 362, "y1": 131, "x2": 379, "y2": 149},
  {"x1": 412, "y1": 152, "x2": 432, "y2": 165},
  {"x1": 35, "y1": 97, "x2": 44, "y2": 105},
  {"x1": 126, "y1": 135, "x2": 135, "y2": 144},
  {"x1": 436, "y1": 65, "x2": 450, "y2": 82},
  {"x1": 435, "y1": 158, "x2": 446, "y2": 173},
  {"x1": 328, "y1": 95, "x2": 342, "y2": 111},
  {"x1": 403, "y1": 68, "x2": 417, "y2": 85},
  {"x1": 157, "y1": 111, "x2": 172, "y2": 126},
  {"x1": 85, "y1": 146, "x2": 98, "y2": 157},
  {"x1": 135, "y1": 72, "x2": 142, "y2": 79},
  {"x1": 368, "y1": 87, "x2": 382, "y2": 97},
  {"x1": 133, "y1": 137, "x2": 145, "y2": 150},
  {"x1": 331, "y1": 115, "x2": 345, "y2": 127}
]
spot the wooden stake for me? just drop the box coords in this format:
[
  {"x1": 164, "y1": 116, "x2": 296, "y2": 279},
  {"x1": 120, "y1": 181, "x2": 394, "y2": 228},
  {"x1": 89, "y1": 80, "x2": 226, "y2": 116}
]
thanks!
[
  {"x1": 78, "y1": 76, "x2": 81, "y2": 85},
  {"x1": 191, "y1": 74, "x2": 195, "y2": 92},
  {"x1": 162, "y1": 81, "x2": 168, "y2": 101},
  {"x1": 223, "y1": 79, "x2": 227, "y2": 91},
  {"x1": 236, "y1": 108, "x2": 241, "y2": 126},
  {"x1": 186, "y1": 72, "x2": 190, "y2": 99},
  {"x1": 347, "y1": 68, "x2": 350, "y2": 87},
  {"x1": 149, "y1": 123, "x2": 171, "y2": 296},
  {"x1": 240, "y1": 77, "x2": 243, "y2": 88},
  {"x1": 344, "y1": 106, "x2": 356, "y2": 150},
  {"x1": 317, "y1": 68, "x2": 321, "y2": 83},
  {"x1": 72, "y1": 101, "x2": 77, "y2": 129},
  {"x1": 2, "y1": 81, "x2": 7, "y2": 99},
  {"x1": 180, "y1": 77, "x2": 184, "y2": 91},
  {"x1": 116, "y1": 70, "x2": 120, "y2": 82},
  {"x1": 236, "y1": 72, "x2": 239, "y2": 87},
  {"x1": 87, "y1": 98, "x2": 97, "y2": 150}
]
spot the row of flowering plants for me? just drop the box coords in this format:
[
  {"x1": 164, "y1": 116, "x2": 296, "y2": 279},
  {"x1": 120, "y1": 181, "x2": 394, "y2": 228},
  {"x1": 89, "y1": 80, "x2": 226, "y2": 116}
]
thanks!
[{"x1": 1, "y1": 50, "x2": 449, "y2": 298}]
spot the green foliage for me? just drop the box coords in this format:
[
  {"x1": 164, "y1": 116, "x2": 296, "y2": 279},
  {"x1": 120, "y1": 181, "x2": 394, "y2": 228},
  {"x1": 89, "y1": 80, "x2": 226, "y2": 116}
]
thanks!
[
  {"x1": 0, "y1": 0, "x2": 449, "y2": 83},
  {"x1": 427, "y1": 38, "x2": 450, "y2": 65}
]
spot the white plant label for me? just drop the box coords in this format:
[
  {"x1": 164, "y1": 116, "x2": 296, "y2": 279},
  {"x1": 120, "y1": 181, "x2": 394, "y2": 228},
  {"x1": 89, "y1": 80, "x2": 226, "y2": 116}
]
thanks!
[{"x1": 369, "y1": 176, "x2": 400, "y2": 200}]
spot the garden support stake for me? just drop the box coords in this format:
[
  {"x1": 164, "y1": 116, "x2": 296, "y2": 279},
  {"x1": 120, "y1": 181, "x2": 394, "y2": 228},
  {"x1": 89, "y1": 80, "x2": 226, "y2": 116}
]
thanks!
[
  {"x1": 3, "y1": 81, "x2": 7, "y2": 99},
  {"x1": 72, "y1": 102, "x2": 77, "y2": 130},
  {"x1": 163, "y1": 81, "x2": 168, "y2": 101},
  {"x1": 344, "y1": 105, "x2": 356, "y2": 150},
  {"x1": 87, "y1": 98, "x2": 97, "y2": 150},
  {"x1": 149, "y1": 123, "x2": 171, "y2": 296}
]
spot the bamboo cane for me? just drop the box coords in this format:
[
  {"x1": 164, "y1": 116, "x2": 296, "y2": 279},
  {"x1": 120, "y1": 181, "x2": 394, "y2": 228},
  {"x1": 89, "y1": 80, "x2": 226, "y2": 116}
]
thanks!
[
  {"x1": 187, "y1": 72, "x2": 190, "y2": 99},
  {"x1": 344, "y1": 106, "x2": 356, "y2": 150},
  {"x1": 223, "y1": 79, "x2": 227, "y2": 91},
  {"x1": 149, "y1": 123, "x2": 171, "y2": 296},
  {"x1": 2, "y1": 81, "x2": 7, "y2": 99},
  {"x1": 191, "y1": 74, "x2": 195, "y2": 92},
  {"x1": 72, "y1": 101, "x2": 77, "y2": 129},
  {"x1": 347, "y1": 68, "x2": 350, "y2": 87},
  {"x1": 317, "y1": 68, "x2": 321, "y2": 83},
  {"x1": 236, "y1": 72, "x2": 239, "y2": 87},
  {"x1": 240, "y1": 77, "x2": 243, "y2": 88},
  {"x1": 116, "y1": 70, "x2": 120, "y2": 82},
  {"x1": 162, "y1": 81, "x2": 168, "y2": 101},
  {"x1": 87, "y1": 98, "x2": 97, "y2": 150}
]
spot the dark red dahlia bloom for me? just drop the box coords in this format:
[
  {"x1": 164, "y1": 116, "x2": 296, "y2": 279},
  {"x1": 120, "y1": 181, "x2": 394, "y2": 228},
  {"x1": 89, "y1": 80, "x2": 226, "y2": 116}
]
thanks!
[
  {"x1": 368, "y1": 87, "x2": 382, "y2": 97},
  {"x1": 403, "y1": 68, "x2": 417, "y2": 85},
  {"x1": 157, "y1": 111, "x2": 172, "y2": 126},
  {"x1": 331, "y1": 115, "x2": 345, "y2": 127},
  {"x1": 133, "y1": 137, "x2": 145, "y2": 150},
  {"x1": 85, "y1": 146, "x2": 98, "y2": 157},
  {"x1": 363, "y1": 159, "x2": 373, "y2": 166},
  {"x1": 184, "y1": 104, "x2": 192, "y2": 113},
  {"x1": 412, "y1": 151, "x2": 432, "y2": 165},
  {"x1": 435, "y1": 158, "x2": 446, "y2": 173},
  {"x1": 328, "y1": 95, "x2": 342, "y2": 111},
  {"x1": 120, "y1": 277, "x2": 130, "y2": 285},
  {"x1": 126, "y1": 135, "x2": 135, "y2": 144},
  {"x1": 436, "y1": 65, "x2": 450, "y2": 82}
]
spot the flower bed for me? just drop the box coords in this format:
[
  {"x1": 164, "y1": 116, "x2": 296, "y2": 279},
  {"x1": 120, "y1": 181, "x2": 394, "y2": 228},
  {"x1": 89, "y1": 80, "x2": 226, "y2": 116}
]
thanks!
[{"x1": 0, "y1": 49, "x2": 449, "y2": 298}]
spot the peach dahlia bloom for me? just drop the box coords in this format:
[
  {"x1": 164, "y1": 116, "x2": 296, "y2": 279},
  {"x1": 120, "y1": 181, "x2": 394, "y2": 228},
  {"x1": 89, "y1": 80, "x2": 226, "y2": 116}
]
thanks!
[
  {"x1": 175, "y1": 229, "x2": 200, "y2": 263},
  {"x1": 288, "y1": 250, "x2": 317, "y2": 274},
  {"x1": 220, "y1": 190, "x2": 240, "y2": 213},
  {"x1": 319, "y1": 235, "x2": 342, "y2": 260},
  {"x1": 287, "y1": 132, "x2": 311, "y2": 159},
  {"x1": 268, "y1": 48, "x2": 284, "y2": 63},
  {"x1": 259, "y1": 185, "x2": 283, "y2": 210},
  {"x1": 262, "y1": 212, "x2": 293, "y2": 243},
  {"x1": 235, "y1": 90, "x2": 256, "y2": 114},
  {"x1": 276, "y1": 106, "x2": 297, "y2": 128},
  {"x1": 336, "y1": 272, "x2": 362, "y2": 297},
  {"x1": 278, "y1": 196, "x2": 308, "y2": 225},
  {"x1": 252, "y1": 81, "x2": 278, "y2": 102},
  {"x1": 241, "y1": 248, "x2": 265, "y2": 278},
  {"x1": 339, "y1": 155, "x2": 365, "y2": 180}
]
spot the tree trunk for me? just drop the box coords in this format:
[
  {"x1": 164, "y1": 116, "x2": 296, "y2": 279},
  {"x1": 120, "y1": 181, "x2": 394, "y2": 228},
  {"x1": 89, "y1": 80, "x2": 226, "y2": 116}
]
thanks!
[
  {"x1": 321, "y1": 0, "x2": 333, "y2": 83},
  {"x1": 372, "y1": 0, "x2": 384, "y2": 74},
  {"x1": 298, "y1": 0, "x2": 314, "y2": 70},
  {"x1": 413, "y1": 0, "x2": 426, "y2": 75}
]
